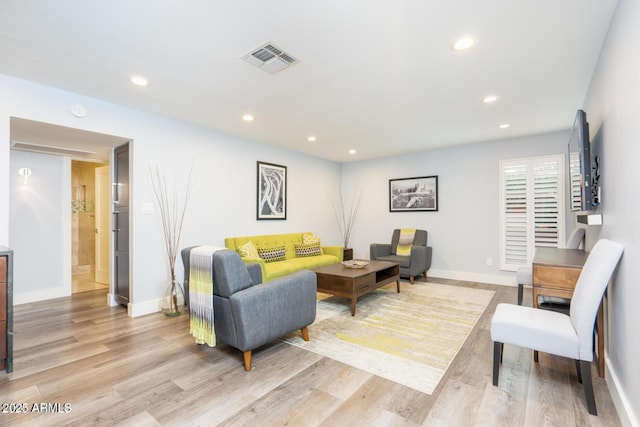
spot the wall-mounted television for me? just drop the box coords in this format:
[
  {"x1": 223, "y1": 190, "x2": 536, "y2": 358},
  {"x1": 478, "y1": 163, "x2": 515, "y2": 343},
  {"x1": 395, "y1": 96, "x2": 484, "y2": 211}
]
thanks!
[{"x1": 568, "y1": 109, "x2": 593, "y2": 211}]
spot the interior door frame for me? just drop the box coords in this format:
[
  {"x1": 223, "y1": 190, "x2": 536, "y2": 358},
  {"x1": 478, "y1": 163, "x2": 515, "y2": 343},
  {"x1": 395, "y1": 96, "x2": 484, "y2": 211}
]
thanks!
[
  {"x1": 95, "y1": 164, "x2": 110, "y2": 285},
  {"x1": 109, "y1": 141, "x2": 132, "y2": 309}
]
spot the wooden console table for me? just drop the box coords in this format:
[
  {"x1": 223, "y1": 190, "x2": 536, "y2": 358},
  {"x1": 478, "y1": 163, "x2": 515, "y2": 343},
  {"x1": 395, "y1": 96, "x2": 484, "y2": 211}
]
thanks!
[{"x1": 532, "y1": 247, "x2": 604, "y2": 377}]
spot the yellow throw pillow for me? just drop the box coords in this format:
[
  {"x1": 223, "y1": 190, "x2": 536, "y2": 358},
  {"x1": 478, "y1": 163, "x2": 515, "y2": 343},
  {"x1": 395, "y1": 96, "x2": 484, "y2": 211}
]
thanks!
[
  {"x1": 303, "y1": 233, "x2": 321, "y2": 245},
  {"x1": 238, "y1": 241, "x2": 259, "y2": 258},
  {"x1": 396, "y1": 228, "x2": 416, "y2": 256}
]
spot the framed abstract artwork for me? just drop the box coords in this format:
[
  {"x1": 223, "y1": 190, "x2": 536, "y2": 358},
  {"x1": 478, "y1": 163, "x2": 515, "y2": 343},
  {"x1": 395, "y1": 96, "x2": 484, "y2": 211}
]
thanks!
[
  {"x1": 389, "y1": 175, "x2": 438, "y2": 212},
  {"x1": 257, "y1": 161, "x2": 287, "y2": 220}
]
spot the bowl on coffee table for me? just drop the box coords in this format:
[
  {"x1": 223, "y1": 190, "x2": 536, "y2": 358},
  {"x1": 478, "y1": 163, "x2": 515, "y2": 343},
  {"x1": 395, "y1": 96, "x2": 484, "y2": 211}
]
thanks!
[{"x1": 342, "y1": 260, "x2": 369, "y2": 269}]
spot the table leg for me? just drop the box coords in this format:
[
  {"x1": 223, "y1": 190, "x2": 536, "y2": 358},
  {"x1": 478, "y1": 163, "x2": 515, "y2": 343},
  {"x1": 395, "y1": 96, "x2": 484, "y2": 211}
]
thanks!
[
  {"x1": 396, "y1": 280, "x2": 400, "y2": 293},
  {"x1": 350, "y1": 297, "x2": 356, "y2": 316}
]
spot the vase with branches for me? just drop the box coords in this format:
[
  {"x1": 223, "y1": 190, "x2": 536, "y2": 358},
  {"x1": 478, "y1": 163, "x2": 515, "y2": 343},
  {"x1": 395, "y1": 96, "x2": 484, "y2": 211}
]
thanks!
[
  {"x1": 150, "y1": 164, "x2": 195, "y2": 316},
  {"x1": 330, "y1": 187, "x2": 365, "y2": 249}
]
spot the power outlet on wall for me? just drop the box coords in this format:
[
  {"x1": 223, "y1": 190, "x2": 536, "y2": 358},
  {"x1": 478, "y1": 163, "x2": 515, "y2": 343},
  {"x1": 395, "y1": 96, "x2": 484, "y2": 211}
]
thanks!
[{"x1": 486, "y1": 257, "x2": 493, "y2": 266}]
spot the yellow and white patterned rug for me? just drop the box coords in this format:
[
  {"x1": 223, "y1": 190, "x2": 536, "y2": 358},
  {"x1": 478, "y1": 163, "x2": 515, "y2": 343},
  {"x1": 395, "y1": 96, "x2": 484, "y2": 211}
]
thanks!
[{"x1": 281, "y1": 281, "x2": 495, "y2": 395}]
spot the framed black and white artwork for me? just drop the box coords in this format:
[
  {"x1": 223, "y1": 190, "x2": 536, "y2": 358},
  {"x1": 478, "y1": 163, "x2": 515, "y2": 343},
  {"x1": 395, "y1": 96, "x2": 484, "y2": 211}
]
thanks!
[
  {"x1": 257, "y1": 161, "x2": 287, "y2": 220},
  {"x1": 389, "y1": 175, "x2": 438, "y2": 212}
]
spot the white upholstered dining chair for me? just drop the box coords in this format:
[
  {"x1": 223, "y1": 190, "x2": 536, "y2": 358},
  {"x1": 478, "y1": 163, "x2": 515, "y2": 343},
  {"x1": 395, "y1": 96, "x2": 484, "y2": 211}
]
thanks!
[
  {"x1": 516, "y1": 227, "x2": 586, "y2": 305},
  {"x1": 491, "y1": 238, "x2": 624, "y2": 416}
]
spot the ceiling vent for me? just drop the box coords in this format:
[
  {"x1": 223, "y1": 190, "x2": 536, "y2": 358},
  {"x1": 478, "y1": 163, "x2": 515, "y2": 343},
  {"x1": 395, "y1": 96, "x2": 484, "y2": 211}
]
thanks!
[
  {"x1": 11, "y1": 140, "x2": 96, "y2": 157},
  {"x1": 242, "y1": 42, "x2": 299, "y2": 74}
]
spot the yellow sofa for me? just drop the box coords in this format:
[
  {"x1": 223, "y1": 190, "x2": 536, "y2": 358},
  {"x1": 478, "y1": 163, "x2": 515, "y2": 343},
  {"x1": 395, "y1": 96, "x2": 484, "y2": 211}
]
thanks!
[{"x1": 225, "y1": 232, "x2": 343, "y2": 282}]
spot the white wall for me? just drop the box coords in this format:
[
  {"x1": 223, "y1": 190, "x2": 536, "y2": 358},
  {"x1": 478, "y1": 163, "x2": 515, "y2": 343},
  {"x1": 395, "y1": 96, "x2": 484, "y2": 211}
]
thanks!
[
  {"x1": 341, "y1": 131, "x2": 569, "y2": 285},
  {"x1": 0, "y1": 74, "x2": 341, "y2": 314},
  {"x1": 0, "y1": 112, "x2": 9, "y2": 243},
  {"x1": 1, "y1": 3, "x2": 637, "y2": 417},
  {"x1": 582, "y1": 0, "x2": 640, "y2": 424},
  {"x1": 9, "y1": 150, "x2": 71, "y2": 302}
]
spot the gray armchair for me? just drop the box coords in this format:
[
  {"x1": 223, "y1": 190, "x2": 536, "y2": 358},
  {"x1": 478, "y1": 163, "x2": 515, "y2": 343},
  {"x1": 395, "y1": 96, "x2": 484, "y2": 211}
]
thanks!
[
  {"x1": 370, "y1": 229, "x2": 432, "y2": 284},
  {"x1": 181, "y1": 248, "x2": 317, "y2": 371}
]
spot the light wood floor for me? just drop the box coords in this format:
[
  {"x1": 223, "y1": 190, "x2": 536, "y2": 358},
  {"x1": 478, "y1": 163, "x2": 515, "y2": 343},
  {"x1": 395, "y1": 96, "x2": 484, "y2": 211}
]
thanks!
[
  {"x1": 0, "y1": 278, "x2": 621, "y2": 426},
  {"x1": 72, "y1": 271, "x2": 109, "y2": 294}
]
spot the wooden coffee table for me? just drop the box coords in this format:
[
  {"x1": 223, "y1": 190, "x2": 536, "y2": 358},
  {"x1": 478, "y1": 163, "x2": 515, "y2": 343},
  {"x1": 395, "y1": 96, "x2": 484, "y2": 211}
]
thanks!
[{"x1": 313, "y1": 260, "x2": 400, "y2": 316}]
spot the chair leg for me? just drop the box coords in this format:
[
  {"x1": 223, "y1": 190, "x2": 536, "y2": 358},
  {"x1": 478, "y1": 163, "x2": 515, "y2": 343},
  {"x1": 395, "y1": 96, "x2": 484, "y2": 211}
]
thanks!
[
  {"x1": 423, "y1": 271, "x2": 427, "y2": 279},
  {"x1": 243, "y1": 350, "x2": 252, "y2": 371},
  {"x1": 579, "y1": 360, "x2": 597, "y2": 415},
  {"x1": 493, "y1": 341, "x2": 502, "y2": 386},
  {"x1": 575, "y1": 359, "x2": 583, "y2": 384},
  {"x1": 301, "y1": 326, "x2": 310, "y2": 341},
  {"x1": 410, "y1": 276, "x2": 415, "y2": 285},
  {"x1": 517, "y1": 283, "x2": 523, "y2": 305}
]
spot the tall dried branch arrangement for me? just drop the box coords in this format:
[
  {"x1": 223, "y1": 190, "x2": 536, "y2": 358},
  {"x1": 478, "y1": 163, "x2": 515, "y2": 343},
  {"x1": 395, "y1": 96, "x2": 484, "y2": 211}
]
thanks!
[
  {"x1": 150, "y1": 163, "x2": 195, "y2": 281},
  {"x1": 330, "y1": 187, "x2": 365, "y2": 248}
]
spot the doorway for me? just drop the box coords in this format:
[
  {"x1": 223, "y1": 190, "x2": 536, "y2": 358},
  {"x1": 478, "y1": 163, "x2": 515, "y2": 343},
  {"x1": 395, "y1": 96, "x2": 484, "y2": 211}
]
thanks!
[
  {"x1": 9, "y1": 117, "x2": 130, "y2": 306},
  {"x1": 71, "y1": 160, "x2": 110, "y2": 293}
]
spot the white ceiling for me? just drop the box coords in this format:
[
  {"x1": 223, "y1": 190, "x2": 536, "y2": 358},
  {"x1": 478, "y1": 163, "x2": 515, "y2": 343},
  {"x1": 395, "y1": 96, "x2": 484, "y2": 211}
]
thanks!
[{"x1": 0, "y1": 1, "x2": 618, "y2": 163}]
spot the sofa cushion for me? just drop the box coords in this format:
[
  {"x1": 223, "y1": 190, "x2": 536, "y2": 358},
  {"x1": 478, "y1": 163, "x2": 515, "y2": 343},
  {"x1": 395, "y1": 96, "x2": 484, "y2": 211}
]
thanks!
[
  {"x1": 294, "y1": 242, "x2": 322, "y2": 257},
  {"x1": 257, "y1": 245, "x2": 286, "y2": 263},
  {"x1": 263, "y1": 254, "x2": 338, "y2": 280},
  {"x1": 376, "y1": 254, "x2": 411, "y2": 268},
  {"x1": 238, "y1": 241, "x2": 259, "y2": 259},
  {"x1": 285, "y1": 254, "x2": 338, "y2": 270}
]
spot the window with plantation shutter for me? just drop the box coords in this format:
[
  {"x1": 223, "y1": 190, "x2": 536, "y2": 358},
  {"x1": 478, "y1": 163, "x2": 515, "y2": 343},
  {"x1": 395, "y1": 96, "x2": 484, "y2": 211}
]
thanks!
[
  {"x1": 500, "y1": 155, "x2": 566, "y2": 271},
  {"x1": 569, "y1": 151, "x2": 582, "y2": 211}
]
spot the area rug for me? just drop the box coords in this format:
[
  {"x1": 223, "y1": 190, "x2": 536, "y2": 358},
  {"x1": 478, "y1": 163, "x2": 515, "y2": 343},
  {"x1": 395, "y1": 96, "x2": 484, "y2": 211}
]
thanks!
[{"x1": 281, "y1": 282, "x2": 495, "y2": 395}]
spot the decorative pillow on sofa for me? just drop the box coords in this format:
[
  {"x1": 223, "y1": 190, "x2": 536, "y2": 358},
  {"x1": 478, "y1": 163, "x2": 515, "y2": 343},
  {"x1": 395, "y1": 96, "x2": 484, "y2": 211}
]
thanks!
[
  {"x1": 238, "y1": 241, "x2": 259, "y2": 258},
  {"x1": 303, "y1": 233, "x2": 321, "y2": 245},
  {"x1": 257, "y1": 245, "x2": 287, "y2": 263},
  {"x1": 294, "y1": 242, "x2": 322, "y2": 257}
]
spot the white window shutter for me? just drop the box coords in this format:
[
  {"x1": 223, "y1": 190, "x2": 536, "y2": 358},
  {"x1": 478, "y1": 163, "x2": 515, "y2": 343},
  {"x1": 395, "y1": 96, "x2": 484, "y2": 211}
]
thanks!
[
  {"x1": 533, "y1": 159, "x2": 560, "y2": 248},
  {"x1": 501, "y1": 162, "x2": 528, "y2": 267},
  {"x1": 569, "y1": 151, "x2": 582, "y2": 211},
  {"x1": 500, "y1": 155, "x2": 565, "y2": 271}
]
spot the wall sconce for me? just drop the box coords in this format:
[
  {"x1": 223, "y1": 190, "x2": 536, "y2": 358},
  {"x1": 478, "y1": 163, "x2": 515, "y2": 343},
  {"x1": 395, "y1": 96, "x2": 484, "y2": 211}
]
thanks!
[{"x1": 18, "y1": 167, "x2": 32, "y2": 184}]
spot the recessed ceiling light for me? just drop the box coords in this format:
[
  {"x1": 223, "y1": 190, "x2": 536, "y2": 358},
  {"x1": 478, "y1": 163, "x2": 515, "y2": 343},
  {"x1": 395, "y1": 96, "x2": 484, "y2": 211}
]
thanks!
[
  {"x1": 242, "y1": 114, "x2": 254, "y2": 122},
  {"x1": 451, "y1": 36, "x2": 476, "y2": 51},
  {"x1": 349, "y1": 149, "x2": 357, "y2": 155},
  {"x1": 482, "y1": 95, "x2": 500, "y2": 104},
  {"x1": 499, "y1": 123, "x2": 511, "y2": 129},
  {"x1": 307, "y1": 136, "x2": 317, "y2": 142},
  {"x1": 130, "y1": 75, "x2": 149, "y2": 86}
]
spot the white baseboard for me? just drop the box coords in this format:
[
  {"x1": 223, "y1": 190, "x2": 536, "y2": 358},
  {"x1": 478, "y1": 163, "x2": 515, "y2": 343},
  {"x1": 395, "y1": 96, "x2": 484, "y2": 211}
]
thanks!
[
  {"x1": 605, "y1": 353, "x2": 639, "y2": 427},
  {"x1": 106, "y1": 293, "x2": 160, "y2": 317},
  {"x1": 127, "y1": 298, "x2": 161, "y2": 318},
  {"x1": 428, "y1": 268, "x2": 516, "y2": 287},
  {"x1": 17, "y1": 290, "x2": 161, "y2": 318},
  {"x1": 14, "y1": 287, "x2": 70, "y2": 305},
  {"x1": 106, "y1": 292, "x2": 119, "y2": 307}
]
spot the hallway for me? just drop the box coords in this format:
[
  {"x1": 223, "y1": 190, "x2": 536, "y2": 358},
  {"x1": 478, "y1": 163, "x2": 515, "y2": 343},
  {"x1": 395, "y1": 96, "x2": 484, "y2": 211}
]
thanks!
[
  {"x1": 71, "y1": 160, "x2": 109, "y2": 294},
  {"x1": 72, "y1": 267, "x2": 108, "y2": 293}
]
